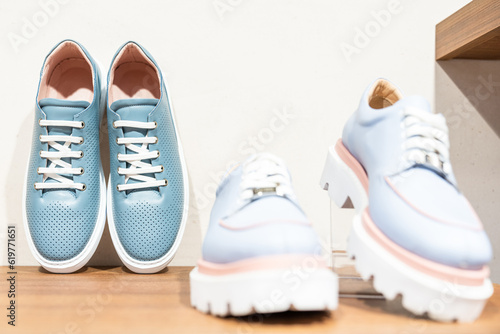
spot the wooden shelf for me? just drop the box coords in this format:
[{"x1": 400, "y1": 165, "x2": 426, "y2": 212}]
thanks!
[
  {"x1": 436, "y1": 0, "x2": 500, "y2": 60},
  {"x1": 2, "y1": 266, "x2": 500, "y2": 333}
]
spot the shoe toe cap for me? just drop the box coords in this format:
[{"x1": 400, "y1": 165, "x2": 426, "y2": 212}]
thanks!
[
  {"x1": 371, "y1": 174, "x2": 493, "y2": 269},
  {"x1": 27, "y1": 202, "x2": 97, "y2": 262},
  {"x1": 114, "y1": 201, "x2": 184, "y2": 261}
]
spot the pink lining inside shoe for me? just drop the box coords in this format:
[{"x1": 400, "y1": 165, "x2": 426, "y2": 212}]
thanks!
[
  {"x1": 38, "y1": 41, "x2": 94, "y2": 103},
  {"x1": 108, "y1": 43, "x2": 161, "y2": 105}
]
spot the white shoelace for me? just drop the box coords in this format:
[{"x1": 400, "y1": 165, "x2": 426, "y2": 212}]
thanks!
[
  {"x1": 401, "y1": 107, "x2": 451, "y2": 176},
  {"x1": 35, "y1": 119, "x2": 85, "y2": 191},
  {"x1": 239, "y1": 153, "x2": 294, "y2": 202},
  {"x1": 114, "y1": 120, "x2": 167, "y2": 191}
]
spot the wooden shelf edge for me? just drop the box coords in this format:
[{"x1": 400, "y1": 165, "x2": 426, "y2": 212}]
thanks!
[{"x1": 436, "y1": 0, "x2": 500, "y2": 60}]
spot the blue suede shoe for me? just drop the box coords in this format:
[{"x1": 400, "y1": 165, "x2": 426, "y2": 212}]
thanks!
[
  {"x1": 23, "y1": 40, "x2": 106, "y2": 273},
  {"x1": 190, "y1": 153, "x2": 337, "y2": 316},
  {"x1": 106, "y1": 42, "x2": 189, "y2": 274},
  {"x1": 320, "y1": 78, "x2": 493, "y2": 322}
]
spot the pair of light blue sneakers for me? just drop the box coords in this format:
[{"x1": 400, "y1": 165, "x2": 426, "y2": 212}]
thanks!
[
  {"x1": 190, "y1": 79, "x2": 493, "y2": 322},
  {"x1": 23, "y1": 40, "x2": 189, "y2": 274}
]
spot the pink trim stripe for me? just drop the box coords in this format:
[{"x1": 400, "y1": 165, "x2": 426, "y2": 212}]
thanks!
[
  {"x1": 334, "y1": 139, "x2": 369, "y2": 194},
  {"x1": 198, "y1": 254, "x2": 328, "y2": 276},
  {"x1": 362, "y1": 209, "x2": 489, "y2": 286},
  {"x1": 219, "y1": 219, "x2": 311, "y2": 231},
  {"x1": 384, "y1": 176, "x2": 483, "y2": 231}
]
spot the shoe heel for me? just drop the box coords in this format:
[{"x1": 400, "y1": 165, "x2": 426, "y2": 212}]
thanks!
[
  {"x1": 320, "y1": 148, "x2": 351, "y2": 208},
  {"x1": 319, "y1": 140, "x2": 368, "y2": 212}
]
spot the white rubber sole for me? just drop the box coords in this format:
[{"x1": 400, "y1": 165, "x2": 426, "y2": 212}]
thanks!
[
  {"x1": 190, "y1": 266, "x2": 338, "y2": 316},
  {"x1": 21, "y1": 61, "x2": 108, "y2": 274},
  {"x1": 319, "y1": 145, "x2": 368, "y2": 213},
  {"x1": 106, "y1": 74, "x2": 190, "y2": 274},
  {"x1": 349, "y1": 214, "x2": 493, "y2": 322},
  {"x1": 320, "y1": 142, "x2": 493, "y2": 322}
]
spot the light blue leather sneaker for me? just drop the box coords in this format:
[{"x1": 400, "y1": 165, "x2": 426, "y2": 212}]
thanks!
[
  {"x1": 23, "y1": 40, "x2": 106, "y2": 273},
  {"x1": 106, "y1": 42, "x2": 189, "y2": 274},
  {"x1": 320, "y1": 78, "x2": 493, "y2": 322},
  {"x1": 191, "y1": 153, "x2": 337, "y2": 316}
]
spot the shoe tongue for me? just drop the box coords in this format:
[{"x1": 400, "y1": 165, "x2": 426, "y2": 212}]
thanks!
[
  {"x1": 395, "y1": 95, "x2": 431, "y2": 113},
  {"x1": 111, "y1": 98, "x2": 159, "y2": 138},
  {"x1": 39, "y1": 98, "x2": 90, "y2": 136}
]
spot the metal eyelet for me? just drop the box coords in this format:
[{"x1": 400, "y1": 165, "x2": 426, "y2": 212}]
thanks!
[
  {"x1": 79, "y1": 137, "x2": 84, "y2": 145},
  {"x1": 33, "y1": 183, "x2": 38, "y2": 190},
  {"x1": 155, "y1": 151, "x2": 160, "y2": 158},
  {"x1": 112, "y1": 122, "x2": 117, "y2": 128},
  {"x1": 116, "y1": 137, "x2": 119, "y2": 144},
  {"x1": 117, "y1": 166, "x2": 121, "y2": 174},
  {"x1": 36, "y1": 167, "x2": 41, "y2": 174},
  {"x1": 81, "y1": 184, "x2": 87, "y2": 191},
  {"x1": 78, "y1": 151, "x2": 84, "y2": 158},
  {"x1": 153, "y1": 121, "x2": 158, "y2": 129},
  {"x1": 153, "y1": 137, "x2": 158, "y2": 144},
  {"x1": 39, "y1": 134, "x2": 42, "y2": 141},
  {"x1": 39, "y1": 150, "x2": 43, "y2": 157},
  {"x1": 116, "y1": 184, "x2": 120, "y2": 191},
  {"x1": 79, "y1": 121, "x2": 85, "y2": 129},
  {"x1": 38, "y1": 119, "x2": 42, "y2": 126},
  {"x1": 159, "y1": 165, "x2": 164, "y2": 172},
  {"x1": 163, "y1": 179, "x2": 168, "y2": 186},
  {"x1": 78, "y1": 167, "x2": 85, "y2": 175}
]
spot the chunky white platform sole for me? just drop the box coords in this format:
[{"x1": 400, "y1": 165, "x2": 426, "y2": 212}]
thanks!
[
  {"x1": 190, "y1": 260, "x2": 338, "y2": 316},
  {"x1": 320, "y1": 140, "x2": 493, "y2": 322},
  {"x1": 320, "y1": 143, "x2": 368, "y2": 212}
]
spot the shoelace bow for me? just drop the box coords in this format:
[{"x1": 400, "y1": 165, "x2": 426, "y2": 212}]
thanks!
[
  {"x1": 239, "y1": 154, "x2": 294, "y2": 202},
  {"x1": 35, "y1": 119, "x2": 86, "y2": 191},
  {"x1": 401, "y1": 107, "x2": 451, "y2": 176},
  {"x1": 114, "y1": 120, "x2": 167, "y2": 191}
]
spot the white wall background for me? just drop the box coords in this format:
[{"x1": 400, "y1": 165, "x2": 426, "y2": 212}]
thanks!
[{"x1": 1, "y1": 0, "x2": 498, "y2": 282}]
